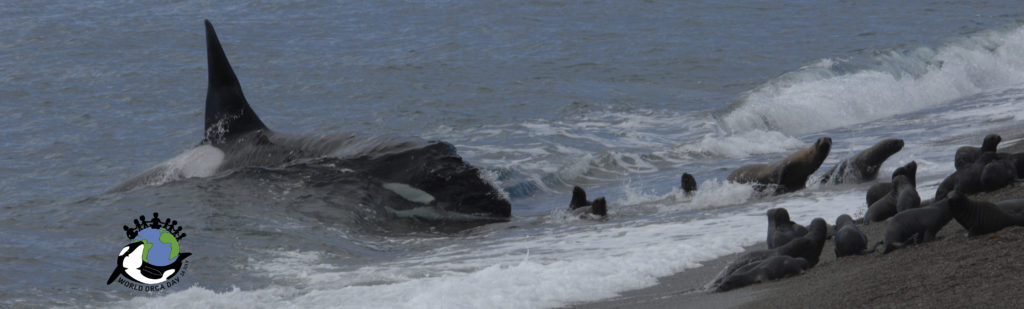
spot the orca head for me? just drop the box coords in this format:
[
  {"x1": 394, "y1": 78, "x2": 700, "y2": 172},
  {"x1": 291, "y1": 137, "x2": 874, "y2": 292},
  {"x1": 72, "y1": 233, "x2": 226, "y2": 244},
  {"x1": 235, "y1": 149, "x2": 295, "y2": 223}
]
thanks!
[
  {"x1": 203, "y1": 20, "x2": 269, "y2": 145},
  {"x1": 106, "y1": 241, "x2": 146, "y2": 285}
]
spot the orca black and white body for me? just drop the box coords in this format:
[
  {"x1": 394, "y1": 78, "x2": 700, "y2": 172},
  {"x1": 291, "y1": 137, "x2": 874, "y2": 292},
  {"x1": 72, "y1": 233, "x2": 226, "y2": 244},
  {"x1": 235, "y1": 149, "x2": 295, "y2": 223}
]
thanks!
[{"x1": 113, "y1": 20, "x2": 511, "y2": 220}]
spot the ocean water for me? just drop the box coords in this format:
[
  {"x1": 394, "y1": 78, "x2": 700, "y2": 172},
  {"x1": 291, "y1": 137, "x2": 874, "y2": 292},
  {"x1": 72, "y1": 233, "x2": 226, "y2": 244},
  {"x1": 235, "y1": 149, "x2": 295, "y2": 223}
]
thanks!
[{"x1": 3, "y1": 1, "x2": 1024, "y2": 308}]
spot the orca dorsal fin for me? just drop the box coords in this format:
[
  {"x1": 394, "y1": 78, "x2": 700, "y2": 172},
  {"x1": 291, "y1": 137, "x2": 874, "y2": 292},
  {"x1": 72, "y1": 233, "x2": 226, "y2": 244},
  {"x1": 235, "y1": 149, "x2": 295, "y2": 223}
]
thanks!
[{"x1": 203, "y1": 20, "x2": 267, "y2": 143}]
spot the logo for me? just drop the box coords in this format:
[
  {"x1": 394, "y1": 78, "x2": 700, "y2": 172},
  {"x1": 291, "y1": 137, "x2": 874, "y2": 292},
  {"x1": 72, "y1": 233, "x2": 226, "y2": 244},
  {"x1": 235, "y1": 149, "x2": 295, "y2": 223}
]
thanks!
[{"x1": 106, "y1": 212, "x2": 191, "y2": 292}]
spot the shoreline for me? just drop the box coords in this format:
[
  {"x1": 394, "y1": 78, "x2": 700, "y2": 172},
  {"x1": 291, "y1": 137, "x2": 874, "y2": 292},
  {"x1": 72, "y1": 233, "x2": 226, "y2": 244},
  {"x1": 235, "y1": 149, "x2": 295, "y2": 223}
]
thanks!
[{"x1": 574, "y1": 133, "x2": 1024, "y2": 308}]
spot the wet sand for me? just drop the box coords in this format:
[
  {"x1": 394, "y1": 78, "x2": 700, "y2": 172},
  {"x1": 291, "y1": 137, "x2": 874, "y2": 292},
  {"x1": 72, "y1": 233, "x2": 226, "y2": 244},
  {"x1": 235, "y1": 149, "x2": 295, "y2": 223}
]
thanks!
[{"x1": 574, "y1": 134, "x2": 1024, "y2": 308}]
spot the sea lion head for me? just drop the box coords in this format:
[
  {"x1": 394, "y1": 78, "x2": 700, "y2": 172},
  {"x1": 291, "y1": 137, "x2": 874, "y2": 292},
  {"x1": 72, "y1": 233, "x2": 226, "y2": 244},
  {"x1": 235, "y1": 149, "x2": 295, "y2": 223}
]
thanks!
[
  {"x1": 890, "y1": 161, "x2": 918, "y2": 185},
  {"x1": 681, "y1": 173, "x2": 697, "y2": 194},
  {"x1": 570, "y1": 186, "x2": 588, "y2": 209},
  {"x1": 873, "y1": 139, "x2": 905, "y2": 160},
  {"x1": 982, "y1": 134, "x2": 1002, "y2": 152},
  {"x1": 814, "y1": 137, "x2": 833, "y2": 163},
  {"x1": 835, "y1": 214, "x2": 855, "y2": 229},
  {"x1": 768, "y1": 208, "x2": 792, "y2": 225},
  {"x1": 808, "y1": 218, "x2": 828, "y2": 241}
]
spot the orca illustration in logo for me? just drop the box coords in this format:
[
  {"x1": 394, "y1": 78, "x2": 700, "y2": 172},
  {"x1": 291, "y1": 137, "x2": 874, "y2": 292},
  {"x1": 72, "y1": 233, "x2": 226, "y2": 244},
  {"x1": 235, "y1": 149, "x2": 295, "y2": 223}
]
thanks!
[{"x1": 107, "y1": 213, "x2": 191, "y2": 289}]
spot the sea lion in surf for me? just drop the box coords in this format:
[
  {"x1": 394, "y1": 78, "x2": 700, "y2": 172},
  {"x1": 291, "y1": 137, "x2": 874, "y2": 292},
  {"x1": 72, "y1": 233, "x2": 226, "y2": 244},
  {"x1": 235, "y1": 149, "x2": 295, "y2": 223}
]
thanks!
[
  {"x1": 707, "y1": 218, "x2": 827, "y2": 291},
  {"x1": 112, "y1": 21, "x2": 511, "y2": 221},
  {"x1": 834, "y1": 214, "x2": 872, "y2": 257},
  {"x1": 681, "y1": 173, "x2": 697, "y2": 195},
  {"x1": 714, "y1": 256, "x2": 809, "y2": 292},
  {"x1": 766, "y1": 208, "x2": 808, "y2": 249},
  {"x1": 728, "y1": 137, "x2": 832, "y2": 194},
  {"x1": 569, "y1": 186, "x2": 608, "y2": 218},
  {"x1": 880, "y1": 197, "x2": 953, "y2": 254},
  {"x1": 954, "y1": 134, "x2": 1001, "y2": 170},
  {"x1": 947, "y1": 191, "x2": 1024, "y2": 237},
  {"x1": 865, "y1": 161, "x2": 917, "y2": 207},
  {"x1": 821, "y1": 139, "x2": 904, "y2": 185},
  {"x1": 865, "y1": 174, "x2": 917, "y2": 223}
]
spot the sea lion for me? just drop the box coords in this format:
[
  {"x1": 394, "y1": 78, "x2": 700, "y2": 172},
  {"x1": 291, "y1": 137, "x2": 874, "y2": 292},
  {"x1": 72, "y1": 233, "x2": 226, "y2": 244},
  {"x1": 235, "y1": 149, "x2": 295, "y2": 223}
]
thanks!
[
  {"x1": 570, "y1": 186, "x2": 592, "y2": 209},
  {"x1": 766, "y1": 208, "x2": 808, "y2": 249},
  {"x1": 894, "y1": 174, "x2": 920, "y2": 213},
  {"x1": 834, "y1": 214, "x2": 872, "y2": 257},
  {"x1": 954, "y1": 134, "x2": 1001, "y2": 170},
  {"x1": 866, "y1": 174, "x2": 916, "y2": 223},
  {"x1": 707, "y1": 218, "x2": 827, "y2": 291},
  {"x1": 569, "y1": 186, "x2": 607, "y2": 218},
  {"x1": 996, "y1": 199, "x2": 1024, "y2": 217},
  {"x1": 681, "y1": 173, "x2": 697, "y2": 195},
  {"x1": 728, "y1": 137, "x2": 832, "y2": 194},
  {"x1": 865, "y1": 161, "x2": 917, "y2": 207},
  {"x1": 935, "y1": 152, "x2": 1019, "y2": 199},
  {"x1": 715, "y1": 256, "x2": 809, "y2": 292},
  {"x1": 880, "y1": 197, "x2": 952, "y2": 254},
  {"x1": 947, "y1": 191, "x2": 1024, "y2": 237},
  {"x1": 821, "y1": 139, "x2": 904, "y2": 185}
]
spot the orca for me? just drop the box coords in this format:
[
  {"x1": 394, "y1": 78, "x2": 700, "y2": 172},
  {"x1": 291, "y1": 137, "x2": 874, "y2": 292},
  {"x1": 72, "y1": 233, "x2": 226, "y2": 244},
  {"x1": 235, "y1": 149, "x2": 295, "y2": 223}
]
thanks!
[{"x1": 113, "y1": 20, "x2": 511, "y2": 220}]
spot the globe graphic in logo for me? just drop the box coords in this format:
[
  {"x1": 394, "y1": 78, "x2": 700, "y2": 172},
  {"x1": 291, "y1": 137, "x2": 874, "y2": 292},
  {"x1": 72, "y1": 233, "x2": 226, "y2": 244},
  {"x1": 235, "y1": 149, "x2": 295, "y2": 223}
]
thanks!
[{"x1": 132, "y1": 227, "x2": 181, "y2": 267}]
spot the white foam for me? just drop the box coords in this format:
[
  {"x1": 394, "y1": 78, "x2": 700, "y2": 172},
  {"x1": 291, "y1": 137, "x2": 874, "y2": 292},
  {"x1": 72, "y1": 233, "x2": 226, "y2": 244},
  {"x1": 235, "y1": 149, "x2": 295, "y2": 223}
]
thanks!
[
  {"x1": 721, "y1": 25, "x2": 1024, "y2": 135},
  {"x1": 115, "y1": 187, "x2": 870, "y2": 309}
]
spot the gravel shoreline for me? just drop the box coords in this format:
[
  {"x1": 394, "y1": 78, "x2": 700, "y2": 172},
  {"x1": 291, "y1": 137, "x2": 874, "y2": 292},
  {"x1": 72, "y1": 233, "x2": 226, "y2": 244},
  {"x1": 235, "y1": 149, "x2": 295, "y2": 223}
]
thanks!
[{"x1": 574, "y1": 134, "x2": 1024, "y2": 309}]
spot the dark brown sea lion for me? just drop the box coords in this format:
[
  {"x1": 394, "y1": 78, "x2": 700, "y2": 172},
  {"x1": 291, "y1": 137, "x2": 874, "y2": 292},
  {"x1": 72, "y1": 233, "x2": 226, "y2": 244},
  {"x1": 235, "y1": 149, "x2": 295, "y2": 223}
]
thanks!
[
  {"x1": 947, "y1": 191, "x2": 1024, "y2": 237},
  {"x1": 728, "y1": 137, "x2": 832, "y2": 194},
  {"x1": 681, "y1": 173, "x2": 697, "y2": 195},
  {"x1": 766, "y1": 208, "x2": 808, "y2": 249},
  {"x1": 866, "y1": 174, "x2": 917, "y2": 223},
  {"x1": 715, "y1": 256, "x2": 809, "y2": 292},
  {"x1": 880, "y1": 198, "x2": 952, "y2": 254},
  {"x1": 834, "y1": 214, "x2": 872, "y2": 257},
  {"x1": 569, "y1": 186, "x2": 607, "y2": 218},
  {"x1": 865, "y1": 161, "x2": 917, "y2": 207},
  {"x1": 707, "y1": 218, "x2": 827, "y2": 291},
  {"x1": 954, "y1": 134, "x2": 1001, "y2": 170},
  {"x1": 821, "y1": 139, "x2": 904, "y2": 185},
  {"x1": 935, "y1": 152, "x2": 1019, "y2": 200}
]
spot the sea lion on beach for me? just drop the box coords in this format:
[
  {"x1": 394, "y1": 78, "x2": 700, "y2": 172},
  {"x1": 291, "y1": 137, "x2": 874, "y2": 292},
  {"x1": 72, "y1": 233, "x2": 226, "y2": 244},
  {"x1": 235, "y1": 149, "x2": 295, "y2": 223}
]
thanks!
[
  {"x1": 834, "y1": 214, "x2": 872, "y2": 257},
  {"x1": 767, "y1": 208, "x2": 808, "y2": 249},
  {"x1": 935, "y1": 152, "x2": 1019, "y2": 199},
  {"x1": 866, "y1": 175, "x2": 917, "y2": 223},
  {"x1": 880, "y1": 197, "x2": 953, "y2": 254},
  {"x1": 681, "y1": 173, "x2": 697, "y2": 195},
  {"x1": 996, "y1": 199, "x2": 1024, "y2": 217},
  {"x1": 947, "y1": 191, "x2": 1024, "y2": 237},
  {"x1": 715, "y1": 256, "x2": 809, "y2": 292},
  {"x1": 821, "y1": 139, "x2": 904, "y2": 185},
  {"x1": 728, "y1": 137, "x2": 832, "y2": 194},
  {"x1": 707, "y1": 218, "x2": 827, "y2": 291},
  {"x1": 894, "y1": 175, "x2": 921, "y2": 213},
  {"x1": 865, "y1": 161, "x2": 917, "y2": 207},
  {"x1": 955, "y1": 134, "x2": 1001, "y2": 170},
  {"x1": 569, "y1": 186, "x2": 607, "y2": 218}
]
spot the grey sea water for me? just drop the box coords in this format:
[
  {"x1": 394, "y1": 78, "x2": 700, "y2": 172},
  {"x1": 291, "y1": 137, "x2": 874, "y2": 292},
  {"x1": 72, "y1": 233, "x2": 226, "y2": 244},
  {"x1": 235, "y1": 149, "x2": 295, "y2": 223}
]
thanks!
[{"x1": 3, "y1": 1, "x2": 1024, "y2": 308}]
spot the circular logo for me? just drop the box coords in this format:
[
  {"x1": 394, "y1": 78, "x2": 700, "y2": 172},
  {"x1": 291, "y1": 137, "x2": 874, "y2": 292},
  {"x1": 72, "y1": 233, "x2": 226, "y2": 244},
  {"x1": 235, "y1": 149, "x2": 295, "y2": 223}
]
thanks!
[{"x1": 107, "y1": 212, "x2": 191, "y2": 291}]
